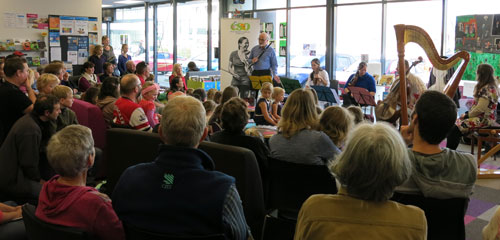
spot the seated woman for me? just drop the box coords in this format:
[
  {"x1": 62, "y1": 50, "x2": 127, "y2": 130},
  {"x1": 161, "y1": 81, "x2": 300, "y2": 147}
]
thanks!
[
  {"x1": 269, "y1": 89, "x2": 338, "y2": 165},
  {"x1": 294, "y1": 123, "x2": 427, "y2": 240},
  {"x1": 447, "y1": 63, "x2": 499, "y2": 150},
  {"x1": 318, "y1": 106, "x2": 352, "y2": 150},
  {"x1": 36, "y1": 73, "x2": 60, "y2": 94},
  {"x1": 96, "y1": 77, "x2": 120, "y2": 128},
  {"x1": 305, "y1": 58, "x2": 329, "y2": 87},
  {"x1": 208, "y1": 86, "x2": 238, "y2": 134},
  {"x1": 36, "y1": 125, "x2": 125, "y2": 240},
  {"x1": 101, "y1": 62, "x2": 119, "y2": 79},
  {"x1": 167, "y1": 76, "x2": 185, "y2": 97},
  {"x1": 210, "y1": 97, "x2": 269, "y2": 181},
  {"x1": 342, "y1": 62, "x2": 376, "y2": 107},
  {"x1": 79, "y1": 61, "x2": 100, "y2": 93},
  {"x1": 0, "y1": 201, "x2": 25, "y2": 240}
]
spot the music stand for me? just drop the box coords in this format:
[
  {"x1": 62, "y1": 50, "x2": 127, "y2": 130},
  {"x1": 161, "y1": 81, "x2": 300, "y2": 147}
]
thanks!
[
  {"x1": 347, "y1": 86, "x2": 377, "y2": 115},
  {"x1": 249, "y1": 75, "x2": 273, "y2": 90},
  {"x1": 280, "y1": 78, "x2": 302, "y2": 94},
  {"x1": 311, "y1": 86, "x2": 340, "y2": 105}
]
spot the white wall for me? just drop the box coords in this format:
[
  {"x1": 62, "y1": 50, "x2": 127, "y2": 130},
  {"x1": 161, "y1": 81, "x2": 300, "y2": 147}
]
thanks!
[{"x1": 0, "y1": 0, "x2": 102, "y2": 56}]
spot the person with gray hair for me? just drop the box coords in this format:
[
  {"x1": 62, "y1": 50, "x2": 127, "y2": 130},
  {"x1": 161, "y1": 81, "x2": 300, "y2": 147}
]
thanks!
[
  {"x1": 294, "y1": 123, "x2": 427, "y2": 240},
  {"x1": 35, "y1": 125, "x2": 125, "y2": 240},
  {"x1": 112, "y1": 96, "x2": 251, "y2": 239}
]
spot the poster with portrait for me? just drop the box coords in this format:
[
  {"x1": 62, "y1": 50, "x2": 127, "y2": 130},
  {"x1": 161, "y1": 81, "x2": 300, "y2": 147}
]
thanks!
[
  {"x1": 220, "y1": 18, "x2": 261, "y2": 90},
  {"x1": 492, "y1": 14, "x2": 500, "y2": 36}
]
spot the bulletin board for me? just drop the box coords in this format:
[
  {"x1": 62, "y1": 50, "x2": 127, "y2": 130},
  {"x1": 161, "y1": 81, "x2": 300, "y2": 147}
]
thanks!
[{"x1": 48, "y1": 15, "x2": 98, "y2": 74}]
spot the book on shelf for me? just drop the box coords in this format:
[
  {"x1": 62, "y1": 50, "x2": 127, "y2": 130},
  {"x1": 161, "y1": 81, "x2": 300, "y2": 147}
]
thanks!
[
  {"x1": 26, "y1": 57, "x2": 33, "y2": 66},
  {"x1": 33, "y1": 57, "x2": 41, "y2": 66}
]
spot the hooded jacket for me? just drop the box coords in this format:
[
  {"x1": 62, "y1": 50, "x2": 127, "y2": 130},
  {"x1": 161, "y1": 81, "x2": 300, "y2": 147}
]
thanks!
[{"x1": 36, "y1": 176, "x2": 125, "y2": 240}]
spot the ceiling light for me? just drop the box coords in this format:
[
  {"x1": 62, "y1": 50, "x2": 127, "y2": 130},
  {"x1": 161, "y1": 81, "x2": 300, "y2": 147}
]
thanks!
[
  {"x1": 114, "y1": 0, "x2": 143, "y2": 4},
  {"x1": 102, "y1": 4, "x2": 113, "y2": 7}
]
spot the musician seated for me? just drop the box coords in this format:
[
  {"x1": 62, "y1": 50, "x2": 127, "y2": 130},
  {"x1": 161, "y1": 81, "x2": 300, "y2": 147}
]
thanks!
[
  {"x1": 342, "y1": 62, "x2": 375, "y2": 107},
  {"x1": 397, "y1": 91, "x2": 477, "y2": 199},
  {"x1": 305, "y1": 58, "x2": 329, "y2": 88}
]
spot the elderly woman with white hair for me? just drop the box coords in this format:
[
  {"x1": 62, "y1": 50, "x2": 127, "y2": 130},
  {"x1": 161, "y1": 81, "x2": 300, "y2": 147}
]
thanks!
[
  {"x1": 35, "y1": 125, "x2": 125, "y2": 240},
  {"x1": 294, "y1": 123, "x2": 427, "y2": 240}
]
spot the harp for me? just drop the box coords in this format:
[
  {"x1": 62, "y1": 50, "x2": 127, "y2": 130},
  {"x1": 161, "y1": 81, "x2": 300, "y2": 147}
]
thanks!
[{"x1": 395, "y1": 24, "x2": 470, "y2": 126}]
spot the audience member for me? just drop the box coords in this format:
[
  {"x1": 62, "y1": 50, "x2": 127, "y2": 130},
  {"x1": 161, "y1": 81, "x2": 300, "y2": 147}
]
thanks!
[
  {"x1": 245, "y1": 127, "x2": 265, "y2": 142},
  {"x1": 36, "y1": 125, "x2": 125, "y2": 240},
  {"x1": 305, "y1": 58, "x2": 329, "y2": 87},
  {"x1": 96, "y1": 77, "x2": 120, "y2": 128},
  {"x1": 211, "y1": 97, "x2": 270, "y2": 181},
  {"x1": 101, "y1": 35, "x2": 116, "y2": 64},
  {"x1": 447, "y1": 63, "x2": 499, "y2": 150},
  {"x1": 169, "y1": 63, "x2": 187, "y2": 91},
  {"x1": 0, "y1": 94, "x2": 61, "y2": 202},
  {"x1": 135, "y1": 61, "x2": 149, "y2": 85},
  {"x1": 81, "y1": 86, "x2": 99, "y2": 105},
  {"x1": 203, "y1": 100, "x2": 217, "y2": 126},
  {"x1": 307, "y1": 87, "x2": 323, "y2": 114},
  {"x1": 208, "y1": 86, "x2": 238, "y2": 134},
  {"x1": 139, "y1": 81, "x2": 161, "y2": 127},
  {"x1": 168, "y1": 76, "x2": 185, "y2": 96},
  {"x1": 254, "y1": 82, "x2": 277, "y2": 126},
  {"x1": 88, "y1": 45, "x2": 107, "y2": 75},
  {"x1": 79, "y1": 61, "x2": 100, "y2": 92},
  {"x1": 294, "y1": 123, "x2": 426, "y2": 239},
  {"x1": 146, "y1": 73, "x2": 155, "y2": 82},
  {"x1": 44, "y1": 62, "x2": 70, "y2": 88},
  {"x1": 186, "y1": 88, "x2": 195, "y2": 96},
  {"x1": 193, "y1": 88, "x2": 207, "y2": 102},
  {"x1": 124, "y1": 60, "x2": 136, "y2": 75},
  {"x1": 347, "y1": 106, "x2": 364, "y2": 125},
  {"x1": 271, "y1": 86, "x2": 284, "y2": 121},
  {"x1": 18, "y1": 68, "x2": 36, "y2": 94},
  {"x1": 36, "y1": 73, "x2": 60, "y2": 94},
  {"x1": 51, "y1": 85, "x2": 78, "y2": 132},
  {"x1": 185, "y1": 61, "x2": 200, "y2": 80},
  {"x1": 112, "y1": 96, "x2": 251, "y2": 239},
  {"x1": 318, "y1": 106, "x2": 352, "y2": 149},
  {"x1": 483, "y1": 206, "x2": 500, "y2": 240},
  {"x1": 343, "y1": 62, "x2": 376, "y2": 107},
  {"x1": 0, "y1": 57, "x2": 36, "y2": 146},
  {"x1": 102, "y1": 62, "x2": 119, "y2": 79},
  {"x1": 397, "y1": 90, "x2": 477, "y2": 198},
  {"x1": 118, "y1": 44, "x2": 132, "y2": 76},
  {"x1": 0, "y1": 201, "x2": 25, "y2": 240},
  {"x1": 113, "y1": 74, "x2": 151, "y2": 131},
  {"x1": 270, "y1": 89, "x2": 338, "y2": 165},
  {"x1": 207, "y1": 88, "x2": 217, "y2": 101},
  {"x1": 0, "y1": 60, "x2": 5, "y2": 84},
  {"x1": 214, "y1": 91, "x2": 222, "y2": 104}
]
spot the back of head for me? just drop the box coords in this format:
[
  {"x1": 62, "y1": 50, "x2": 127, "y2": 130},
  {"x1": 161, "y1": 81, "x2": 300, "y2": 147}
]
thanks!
[
  {"x1": 47, "y1": 125, "x2": 95, "y2": 178},
  {"x1": 161, "y1": 96, "x2": 206, "y2": 147},
  {"x1": 307, "y1": 88, "x2": 319, "y2": 105},
  {"x1": 279, "y1": 89, "x2": 318, "y2": 138},
  {"x1": 272, "y1": 87, "x2": 284, "y2": 100},
  {"x1": 52, "y1": 85, "x2": 72, "y2": 100},
  {"x1": 136, "y1": 61, "x2": 148, "y2": 75},
  {"x1": 187, "y1": 61, "x2": 199, "y2": 71},
  {"x1": 214, "y1": 91, "x2": 222, "y2": 104},
  {"x1": 474, "y1": 63, "x2": 497, "y2": 98},
  {"x1": 120, "y1": 74, "x2": 140, "y2": 95},
  {"x1": 203, "y1": 100, "x2": 217, "y2": 113},
  {"x1": 207, "y1": 88, "x2": 217, "y2": 101},
  {"x1": 193, "y1": 88, "x2": 207, "y2": 101},
  {"x1": 331, "y1": 123, "x2": 411, "y2": 202},
  {"x1": 44, "y1": 62, "x2": 64, "y2": 76},
  {"x1": 33, "y1": 94, "x2": 59, "y2": 116},
  {"x1": 347, "y1": 106, "x2": 364, "y2": 124},
  {"x1": 4, "y1": 57, "x2": 27, "y2": 78},
  {"x1": 319, "y1": 106, "x2": 352, "y2": 146},
  {"x1": 221, "y1": 86, "x2": 238, "y2": 105},
  {"x1": 37, "y1": 73, "x2": 60, "y2": 91},
  {"x1": 99, "y1": 76, "x2": 120, "y2": 100},
  {"x1": 221, "y1": 97, "x2": 248, "y2": 133},
  {"x1": 415, "y1": 90, "x2": 457, "y2": 144},
  {"x1": 82, "y1": 87, "x2": 99, "y2": 105}
]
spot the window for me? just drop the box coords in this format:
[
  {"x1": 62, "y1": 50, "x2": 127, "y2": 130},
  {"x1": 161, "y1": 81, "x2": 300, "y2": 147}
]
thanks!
[
  {"x1": 177, "y1": 0, "x2": 208, "y2": 73},
  {"x1": 336, "y1": 3, "x2": 382, "y2": 82},
  {"x1": 291, "y1": 0, "x2": 326, "y2": 7},
  {"x1": 156, "y1": 4, "x2": 174, "y2": 86},
  {"x1": 256, "y1": 0, "x2": 286, "y2": 10},
  {"x1": 255, "y1": 10, "x2": 287, "y2": 76},
  {"x1": 110, "y1": 7, "x2": 146, "y2": 63},
  {"x1": 288, "y1": 7, "x2": 327, "y2": 85},
  {"x1": 211, "y1": 0, "x2": 220, "y2": 70},
  {"x1": 102, "y1": 23, "x2": 107, "y2": 37},
  {"x1": 227, "y1": 0, "x2": 253, "y2": 12},
  {"x1": 386, "y1": 0, "x2": 442, "y2": 83},
  {"x1": 336, "y1": 0, "x2": 380, "y2": 4}
]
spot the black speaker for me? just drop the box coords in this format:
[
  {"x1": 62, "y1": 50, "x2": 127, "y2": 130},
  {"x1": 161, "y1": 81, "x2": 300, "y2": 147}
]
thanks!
[{"x1": 102, "y1": 9, "x2": 115, "y2": 22}]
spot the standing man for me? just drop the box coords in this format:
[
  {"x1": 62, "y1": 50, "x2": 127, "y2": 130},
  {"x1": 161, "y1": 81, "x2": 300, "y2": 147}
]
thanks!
[
  {"x1": 249, "y1": 32, "x2": 280, "y2": 87},
  {"x1": 0, "y1": 57, "x2": 36, "y2": 146}
]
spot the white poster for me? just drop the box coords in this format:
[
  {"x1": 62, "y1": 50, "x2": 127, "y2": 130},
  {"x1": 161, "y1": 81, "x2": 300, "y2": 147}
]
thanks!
[
  {"x1": 88, "y1": 18, "x2": 98, "y2": 33},
  {"x1": 60, "y1": 16, "x2": 74, "y2": 35},
  {"x1": 78, "y1": 49, "x2": 88, "y2": 65},
  {"x1": 220, "y1": 18, "x2": 261, "y2": 90},
  {"x1": 3, "y1": 13, "x2": 26, "y2": 28},
  {"x1": 50, "y1": 47, "x2": 62, "y2": 61},
  {"x1": 67, "y1": 51, "x2": 78, "y2": 65},
  {"x1": 74, "y1": 17, "x2": 88, "y2": 36}
]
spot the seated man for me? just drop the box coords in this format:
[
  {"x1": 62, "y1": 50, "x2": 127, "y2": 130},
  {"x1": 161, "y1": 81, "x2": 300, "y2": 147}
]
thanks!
[
  {"x1": 112, "y1": 96, "x2": 251, "y2": 239},
  {"x1": 122, "y1": 60, "x2": 136, "y2": 76},
  {"x1": 36, "y1": 125, "x2": 125, "y2": 240},
  {"x1": 0, "y1": 94, "x2": 61, "y2": 202},
  {"x1": 397, "y1": 91, "x2": 477, "y2": 198},
  {"x1": 342, "y1": 62, "x2": 375, "y2": 107},
  {"x1": 113, "y1": 74, "x2": 151, "y2": 131}
]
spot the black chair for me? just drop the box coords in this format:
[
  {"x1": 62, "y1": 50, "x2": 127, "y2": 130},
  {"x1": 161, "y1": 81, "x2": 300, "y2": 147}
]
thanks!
[
  {"x1": 391, "y1": 192, "x2": 469, "y2": 240},
  {"x1": 261, "y1": 215, "x2": 296, "y2": 240},
  {"x1": 124, "y1": 223, "x2": 225, "y2": 240},
  {"x1": 22, "y1": 204, "x2": 96, "y2": 240}
]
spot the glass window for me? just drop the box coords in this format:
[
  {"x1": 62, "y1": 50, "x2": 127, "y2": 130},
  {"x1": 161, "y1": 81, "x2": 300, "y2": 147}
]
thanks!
[
  {"x1": 291, "y1": 0, "x2": 326, "y2": 7},
  {"x1": 157, "y1": 4, "x2": 174, "y2": 87},
  {"x1": 110, "y1": 7, "x2": 146, "y2": 64},
  {"x1": 211, "y1": 0, "x2": 220, "y2": 71},
  {"x1": 336, "y1": 0, "x2": 380, "y2": 4},
  {"x1": 288, "y1": 7, "x2": 326, "y2": 85},
  {"x1": 227, "y1": 0, "x2": 253, "y2": 12},
  {"x1": 255, "y1": 10, "x2": 287, "y2": 75},
  {"x1": 102, "y1": 23, "x2": 107, "y2": 36},
  {"x1": 256, "y1": 0, "x2": 286, "y2": 10},
  {"x1": 177, "y1": 0, "x2": 208, "y2": 73},
  {"x1": 386, "y1": 1, "x2": 442, "y2": 83},
  {"x1": 336, "y1": 3, "x2": 382, "y2": 82}
]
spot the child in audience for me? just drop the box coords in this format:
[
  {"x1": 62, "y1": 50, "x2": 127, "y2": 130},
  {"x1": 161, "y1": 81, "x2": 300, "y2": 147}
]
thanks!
[
  {"x1": 193, "y1": 88, "x2": 207, "y2": 102},
  {"x1": 318, "y1": 106, "x2": 352, "y2": 149},
  {"x1": 208, "y1": 86, "x2": 238, "y2": 134},
  {"x1": 51, "y1": 85, "x2": 78, "y2": 132},
  {"x1": 245, "y1": 127, "x2": 265, "y2": 143},
  {"x1": 146, "y1": 73, "x2": 155, "y2": 82},
  {"x1": 186, "y1": 88, "x2": 194, "y2": 96},
  {"x1": 213, "y1": 91, "x2": 222, "y2": 104},
  {"x1": 347, "y1": 105, "x2": 364, "y2": 124},
  {"x1": 271, "y1": 87, "x2": 285, "y2": 122},
  {"x1": 139, "y1": 81, "x2": 161, "y2": 127},
  {"x1": 203, "y1": 100, "x2": 217, "y2": 125},
  {"x1": 37, "y1": 73, "x2": 60, "y2": 95},
  {"x1": 254, "y1": 82, "x2": 277, "y2": 126},
  {"x1": 207, "y1": 88, "x2": 217, "y2": 101},
  {"x1": 81, "y1": 86, "x2": 99, "y2": 105}
]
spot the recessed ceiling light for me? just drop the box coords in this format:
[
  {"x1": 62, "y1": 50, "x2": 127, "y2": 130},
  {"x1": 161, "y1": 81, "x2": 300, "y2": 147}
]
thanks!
[
  {"x1": 102, "y1": 4, "x2": 113, "y2": 7},
  {"x1": 114, "y1": 0, "x2": 143, "y2": 4}
]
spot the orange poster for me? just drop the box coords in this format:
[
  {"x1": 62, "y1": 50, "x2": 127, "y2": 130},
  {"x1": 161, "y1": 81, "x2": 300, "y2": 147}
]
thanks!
[{"x1": 49, "y1": 16, "x2": 60, "y2": 30}]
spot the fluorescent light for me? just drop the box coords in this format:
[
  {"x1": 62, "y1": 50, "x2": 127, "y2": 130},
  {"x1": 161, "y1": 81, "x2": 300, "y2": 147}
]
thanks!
[
  {"x1": 114, "y1": 0, "x2": 143, "y2": 4},
  {"x1": 102, "y1": 4, "x2": 113, "y2": 7}
]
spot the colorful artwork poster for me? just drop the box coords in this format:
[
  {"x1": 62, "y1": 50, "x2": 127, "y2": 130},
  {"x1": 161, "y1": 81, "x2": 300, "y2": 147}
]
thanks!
[
  {"x1": 49, "y1": 32, "x2": 60, "y2": 47},
  {"x1": 37, "y1": 15, "x2": 49, "y2": 29},
  {"x1": 26, "y1": 13, "x2": 37, "y2": 28},
  {"x1": 60, "y1": 16, "x2": 75, "y2": 35},
  {"x1": 492, "y1": 14, "x2": 500, "y2": 36},
  {"x1": 74, "y1": 17, "x2": 88, "y2": 36},
  {"x1": 88, "y1": 18, "x2": 98, "y2": 33},
  {"x1": 49, "y1": 16, "x2": 60, "y2": 30},
  {"x1": 279, "y1": 22, "x2": 286, "y2": 39},
  {"x1": 89, "y1": 33, "x2": 98, "y2": 46},
  {"x1": 462, "y1": 52, "x2": 500, "y2": 81},
  {"x1": 67, "y1": 37, "x2": 78, "y2": 51},
  {"x1": 279, "y1": 40, "x2": 286, "y2": 57}
]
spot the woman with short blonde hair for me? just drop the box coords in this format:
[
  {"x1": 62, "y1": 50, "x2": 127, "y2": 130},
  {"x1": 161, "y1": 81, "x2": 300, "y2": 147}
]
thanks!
[{"x1": 37, "y1": 73, "x2": 60, "y2": 94}]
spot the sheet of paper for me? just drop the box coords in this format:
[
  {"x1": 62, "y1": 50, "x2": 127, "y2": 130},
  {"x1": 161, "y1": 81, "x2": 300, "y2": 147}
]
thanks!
[
  {"x1": 50, "y1": 47, "x2": 62, "y2": 61},
  {"x1": 67, "y1": 51, "x2": 78, "y2": 65}
]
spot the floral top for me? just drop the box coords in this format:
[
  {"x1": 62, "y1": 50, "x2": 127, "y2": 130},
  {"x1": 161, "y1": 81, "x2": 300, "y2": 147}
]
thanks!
[{"x1": 457, "y1": 85, "x2": 498, "y2": 132}]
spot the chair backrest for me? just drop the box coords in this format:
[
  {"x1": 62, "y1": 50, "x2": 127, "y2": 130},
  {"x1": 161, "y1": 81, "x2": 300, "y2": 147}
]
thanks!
[
  {"x1": 124, "y1": 223, "x2": 226, "y2": 240},
  {"x1": 22, "y1": 204, "x2": 94, "y2": 240},
  {"x1": 267, "y1": 157, "x2": 338, "y2": 216},
  {"x1": 69, "y1": 75, "x2": 80, "y2": 90},
  {"x1": 71, "y1": 99, "x2": 107, "y2": 149},
  {"x1": 391, "y1": 192, "x2": 468, "y2": 240}
]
